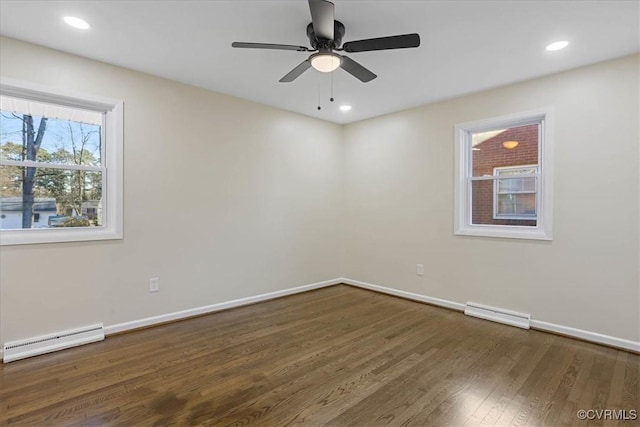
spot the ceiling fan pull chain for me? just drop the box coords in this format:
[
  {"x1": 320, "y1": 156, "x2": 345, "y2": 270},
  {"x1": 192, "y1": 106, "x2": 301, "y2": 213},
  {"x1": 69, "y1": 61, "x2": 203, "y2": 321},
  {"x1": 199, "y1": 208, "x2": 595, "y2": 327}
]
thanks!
[
  {"x1": 317, "y1": 79, "x2": 322, "y2": 110},
  {"x1": 330, "y1": 70, "x2": 334, "y2": 102}
]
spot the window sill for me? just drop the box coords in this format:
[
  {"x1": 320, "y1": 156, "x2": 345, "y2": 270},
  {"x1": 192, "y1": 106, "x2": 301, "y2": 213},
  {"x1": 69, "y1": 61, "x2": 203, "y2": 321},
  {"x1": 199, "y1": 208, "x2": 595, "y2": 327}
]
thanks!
[
  {"x1": 455, "y1": 225, "x2": 552, "y2": 241},
  {"x1": 0, "y1": 226, "x2": 122, "y2": 246}
]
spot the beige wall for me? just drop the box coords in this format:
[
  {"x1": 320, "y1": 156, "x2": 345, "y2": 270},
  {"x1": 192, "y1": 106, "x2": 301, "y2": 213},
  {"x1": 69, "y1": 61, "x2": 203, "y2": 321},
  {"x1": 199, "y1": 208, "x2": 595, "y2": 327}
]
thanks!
[
  {"x1": 343, "y1": 54, "x2": 640, "y2": 342},
  {"x1": 1, "y1": 36, "x2": 638, "y2": 348},
  {"x1": 0, "y1": 37, "x2": 344, "y2": 345}
]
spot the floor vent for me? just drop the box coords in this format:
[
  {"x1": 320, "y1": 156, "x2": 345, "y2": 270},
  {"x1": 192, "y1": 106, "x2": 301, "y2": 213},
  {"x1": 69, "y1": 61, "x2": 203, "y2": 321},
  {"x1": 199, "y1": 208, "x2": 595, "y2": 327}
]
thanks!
[
  {"x1": 3, "y1": 324, "x2": 104, "y2": 363},
  {"x1": 464, "y1": 302, "x2": 530, "y2": 329}
]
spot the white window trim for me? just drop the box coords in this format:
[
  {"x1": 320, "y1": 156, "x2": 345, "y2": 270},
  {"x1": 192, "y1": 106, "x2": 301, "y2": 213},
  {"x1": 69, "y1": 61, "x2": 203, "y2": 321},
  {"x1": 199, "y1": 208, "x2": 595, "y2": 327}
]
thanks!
[
  {"x1": 454, "y1": 108, "x2": 554, "y2": 240},
  {"x1": 0, "y1": 77, "x2": 123, "y2": 245},
  {"x1": 492, "y1": 164, "x2": 538, "y2": 220}
]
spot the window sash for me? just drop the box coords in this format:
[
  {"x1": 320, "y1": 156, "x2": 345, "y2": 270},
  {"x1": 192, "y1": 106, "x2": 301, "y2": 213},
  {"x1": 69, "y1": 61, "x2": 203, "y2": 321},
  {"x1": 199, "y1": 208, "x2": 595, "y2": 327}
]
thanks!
[
  {"x1": 0, "y1": 108, "x2": 105, "y2": 168},
  {"x1": 0, "y1": 166, "x2": 106, "y2": 229},
  {"x1": 466, "y1": 128, "x2": 542, "y2": 226},
  {"x1": 466, "y1": 175, "x2": 540, "y2": 221}
]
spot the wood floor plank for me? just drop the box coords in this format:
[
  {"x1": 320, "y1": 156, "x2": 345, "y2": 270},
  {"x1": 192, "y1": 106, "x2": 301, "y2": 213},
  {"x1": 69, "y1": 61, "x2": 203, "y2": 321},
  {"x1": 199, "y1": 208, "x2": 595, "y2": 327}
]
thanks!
[
  {"x1": 1, "y1": 285, "x2": 638, "y2": 426},
  {"x1": 471, "y1": 335, "x2": 554, "y2": 427}
]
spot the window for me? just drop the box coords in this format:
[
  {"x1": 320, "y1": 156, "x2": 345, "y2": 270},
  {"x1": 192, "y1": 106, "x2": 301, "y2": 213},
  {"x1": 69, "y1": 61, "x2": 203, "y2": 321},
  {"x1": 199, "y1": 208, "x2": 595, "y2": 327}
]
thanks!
[
  {"x1": 494, "y1": 165, "x2": 538, "y2": 220},
  {"x1": 0, "y1": 79, "x2": 123, "y2": 245},
  {"x1": 454, "y1": 108, "x2": 554, "y2": 240}
]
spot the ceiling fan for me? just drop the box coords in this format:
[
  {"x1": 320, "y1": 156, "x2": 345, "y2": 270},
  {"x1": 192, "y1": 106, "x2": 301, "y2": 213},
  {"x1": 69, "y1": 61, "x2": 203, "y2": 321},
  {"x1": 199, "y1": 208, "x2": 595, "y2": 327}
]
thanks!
[{"x1": 232, "y1": 0, "x2": 420, "y2": 83}]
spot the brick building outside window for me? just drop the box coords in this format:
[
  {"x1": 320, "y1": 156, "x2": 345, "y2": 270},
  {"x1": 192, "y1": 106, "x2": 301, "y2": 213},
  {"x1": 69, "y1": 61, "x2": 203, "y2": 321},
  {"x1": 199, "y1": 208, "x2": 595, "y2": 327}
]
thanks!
[{"x1": 471, "y1": 124, "x2": 539, "y2": 227}]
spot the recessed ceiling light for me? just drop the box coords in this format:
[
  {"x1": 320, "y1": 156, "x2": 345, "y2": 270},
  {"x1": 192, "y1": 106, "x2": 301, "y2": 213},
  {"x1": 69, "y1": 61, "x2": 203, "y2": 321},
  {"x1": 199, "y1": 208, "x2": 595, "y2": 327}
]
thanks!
[
  {"x1": 64, "y1": 16, "x2": 90, "y2": 30},
  {"x1": 546, "y1": 40, "x2": 569, "y2": 51},
  {"x1": 340, "y1": 105, "x2": 352, "y2": 112}
]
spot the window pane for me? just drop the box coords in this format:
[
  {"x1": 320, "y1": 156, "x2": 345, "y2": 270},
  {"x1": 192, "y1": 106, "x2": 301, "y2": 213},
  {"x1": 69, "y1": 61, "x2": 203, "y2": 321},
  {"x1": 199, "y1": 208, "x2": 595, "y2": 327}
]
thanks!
[
  {"x1": 0, "y1": 111, "x2": 102, "y2": 167},
  {"x1": 0, "y1": 167, "x2": 103, "y2": 229},
  {"x1": 497, "y1": 176, "x2": 536, "y2": 193},
  {"x1": 471, "y1": 180, "x2": 537, "y2": 227},
  {"x1": 497, "y1": 193, "x2": 536, "y2": 218},
  {"x1": 522, "y1": 176, "x2": 536, "y2": 192},
  {"x1": 471, "y1": 124, "x2": 539, "y2": 177},
  {"x1": 496, "y1": 167, "x2": 537, "y2": 177}
]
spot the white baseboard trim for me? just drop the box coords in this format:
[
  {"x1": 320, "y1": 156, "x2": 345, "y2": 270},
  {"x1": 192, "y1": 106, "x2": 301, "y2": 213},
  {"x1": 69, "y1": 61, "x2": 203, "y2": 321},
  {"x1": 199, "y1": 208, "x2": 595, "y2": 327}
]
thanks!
[
  {"x1": 342, "y1": 277, "x2": 640, "y2": 353},
  {"x1": 103, "y1": 278, "x2": 341, "y2": 336},
  {"x1": 530, "y1": 320, "x2": 640, "y2": 353},
  {"x1": 341, "y1": 278, "x2": 466, "y2": 311}
]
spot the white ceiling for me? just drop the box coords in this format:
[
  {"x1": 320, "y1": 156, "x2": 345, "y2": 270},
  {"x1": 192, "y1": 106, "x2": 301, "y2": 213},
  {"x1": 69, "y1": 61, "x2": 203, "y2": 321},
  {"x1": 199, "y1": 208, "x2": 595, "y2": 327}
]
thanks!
[{"x1": 0, "y1": 1, "x2": 638, "y2": 124}]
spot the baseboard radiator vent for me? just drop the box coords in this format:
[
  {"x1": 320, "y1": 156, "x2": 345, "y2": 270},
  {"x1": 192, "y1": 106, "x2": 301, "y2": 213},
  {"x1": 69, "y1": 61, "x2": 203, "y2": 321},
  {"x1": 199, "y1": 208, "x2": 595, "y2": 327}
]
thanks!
[
  {"x1": 3, "y1": 323, "x2": 104, "y2": 363},
  {"x1": 464, "y1": 302, "x2": 530, "y2": 329}
]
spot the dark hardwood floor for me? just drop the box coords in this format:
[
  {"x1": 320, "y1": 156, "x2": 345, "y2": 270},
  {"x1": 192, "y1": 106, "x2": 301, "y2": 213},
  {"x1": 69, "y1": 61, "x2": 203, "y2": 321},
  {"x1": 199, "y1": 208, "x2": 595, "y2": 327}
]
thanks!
[{"x1": 1, "y1": 285, "x2": 638, "y2": 426}]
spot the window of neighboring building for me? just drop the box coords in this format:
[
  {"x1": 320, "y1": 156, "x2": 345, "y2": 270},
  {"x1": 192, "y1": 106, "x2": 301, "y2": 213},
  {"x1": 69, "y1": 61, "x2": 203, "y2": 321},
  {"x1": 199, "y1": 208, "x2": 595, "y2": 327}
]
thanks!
[
  {"x1": 494, "y1": 165, "x2": 538, "y2": 220},
  {"x1": 0, "y1": 79, "x2": 123, "y2": 245},
  {"x1": 454, "y1": 108, "x2": 554, "y2": 240}
]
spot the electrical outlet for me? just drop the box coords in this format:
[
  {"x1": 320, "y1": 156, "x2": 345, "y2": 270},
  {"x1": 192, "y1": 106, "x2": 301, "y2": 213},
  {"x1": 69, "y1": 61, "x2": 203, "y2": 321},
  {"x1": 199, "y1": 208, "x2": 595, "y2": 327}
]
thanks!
[
  {"x1": 149, "y1": 277, "x2": 160, "y2": 292},
  {"x1": 416, "y1": 264, "x2": 424, "y2": 276}
]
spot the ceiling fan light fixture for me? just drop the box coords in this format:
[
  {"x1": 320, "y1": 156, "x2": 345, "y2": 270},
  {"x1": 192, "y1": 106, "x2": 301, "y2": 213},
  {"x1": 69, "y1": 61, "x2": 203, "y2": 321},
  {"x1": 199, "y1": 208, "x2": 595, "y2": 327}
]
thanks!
[{"x1": 310, "y1": 52, "x2": 341, "y2": 72}]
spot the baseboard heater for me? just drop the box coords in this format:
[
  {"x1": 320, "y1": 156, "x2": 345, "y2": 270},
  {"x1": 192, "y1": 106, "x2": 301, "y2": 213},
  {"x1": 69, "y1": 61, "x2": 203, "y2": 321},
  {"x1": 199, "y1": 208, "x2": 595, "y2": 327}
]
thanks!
[
  {"x1": 464, "y1": 302, "x2": 530, "y2": 329},
  {"x1": 3, "y1": 323, "x2": 104, "y2": 363}
]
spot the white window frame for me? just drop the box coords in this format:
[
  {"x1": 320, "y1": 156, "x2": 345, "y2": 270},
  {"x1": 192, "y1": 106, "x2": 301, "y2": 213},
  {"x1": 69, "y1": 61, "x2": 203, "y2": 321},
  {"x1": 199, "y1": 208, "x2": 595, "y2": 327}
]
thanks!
[
  {"x1": 493, "y1": 164, "x2": 538, "y2": 220},
  {"x1": 0, "y1": 78, "x2": 123, "y2": 245},
  {"x1": 454, "y1": 108, "x2": 554, "y2": 240}
]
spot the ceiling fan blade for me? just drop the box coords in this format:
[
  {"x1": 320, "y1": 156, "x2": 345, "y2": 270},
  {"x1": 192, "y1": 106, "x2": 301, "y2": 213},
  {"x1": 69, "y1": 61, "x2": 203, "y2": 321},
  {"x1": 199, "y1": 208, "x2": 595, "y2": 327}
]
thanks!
[
  {"x1": 232, "y1": 42, "x2": 309, "y2": 52},
  {"x1": 342, "y1": 33, "x2": 420, "y2": 53},
  {"x1": 308, "y1": 0, "x2": 334, "y2": 41},
  {"x1": 279, "y1": 60, "x2": 312, "y2": 82},
  {"x1": 339, "y1": 56, "x2": 377, "y2": 83}
]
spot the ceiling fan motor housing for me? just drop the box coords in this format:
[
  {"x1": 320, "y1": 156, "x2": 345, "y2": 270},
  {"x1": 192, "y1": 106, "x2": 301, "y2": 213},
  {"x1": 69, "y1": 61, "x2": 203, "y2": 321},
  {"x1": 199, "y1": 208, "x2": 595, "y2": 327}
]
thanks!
[{"x1": 306, "y1": 20, "x2": 345, "y2": 49}]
